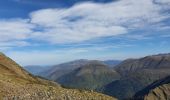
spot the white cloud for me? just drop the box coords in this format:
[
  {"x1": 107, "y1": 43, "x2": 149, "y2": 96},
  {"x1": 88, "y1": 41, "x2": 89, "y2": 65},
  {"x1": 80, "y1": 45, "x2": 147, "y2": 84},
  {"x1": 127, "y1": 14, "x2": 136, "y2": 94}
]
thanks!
[
  {"x1": 0, "y1": 19, "x2": 34, "y2": 49},
  {"x1": 30, "y1": 25, "x2": 127, "y2": 43},
  {"x1": 0, "y1": 0, "x2": 169, "y2": 48},
  {"x1": 0, "y1": 19, "x2": 33, "y2": 42},
  {"x1": 29, "y1": 0, "x2": 169, "y2": 43}
]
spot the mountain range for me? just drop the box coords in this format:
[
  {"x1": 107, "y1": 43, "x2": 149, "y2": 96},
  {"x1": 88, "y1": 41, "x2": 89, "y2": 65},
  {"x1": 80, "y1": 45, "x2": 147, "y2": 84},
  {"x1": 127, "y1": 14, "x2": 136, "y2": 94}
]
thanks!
[
  {"x1": 30, "y1": 53, "x2": 170, "y2": 100},
  {"x1": 0, "y1": 53, "x2": 116, "y2": 100},
  {"x1": 25, "y1": 59, "x2": 121, "y2": 79},
  {"x1": 29, "y1": 60, "x2": 121, "y2": 91}
]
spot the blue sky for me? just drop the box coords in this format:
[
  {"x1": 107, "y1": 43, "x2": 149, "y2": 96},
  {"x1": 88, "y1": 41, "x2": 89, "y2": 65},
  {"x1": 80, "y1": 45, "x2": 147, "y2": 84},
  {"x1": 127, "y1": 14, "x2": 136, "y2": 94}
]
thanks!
[{"x1": 0, "y1": 0, "x2": 170, "y2": 66}]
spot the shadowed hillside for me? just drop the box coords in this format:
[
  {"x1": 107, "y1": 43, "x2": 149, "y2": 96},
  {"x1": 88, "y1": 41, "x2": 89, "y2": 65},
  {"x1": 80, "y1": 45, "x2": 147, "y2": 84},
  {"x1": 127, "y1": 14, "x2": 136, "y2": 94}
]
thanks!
[
  {"x1": 134, "y1": 76, "x2": 170, "y2": 100},
  {"x1": 102, "y1": 53, "x2": 170, "y2": 99}
]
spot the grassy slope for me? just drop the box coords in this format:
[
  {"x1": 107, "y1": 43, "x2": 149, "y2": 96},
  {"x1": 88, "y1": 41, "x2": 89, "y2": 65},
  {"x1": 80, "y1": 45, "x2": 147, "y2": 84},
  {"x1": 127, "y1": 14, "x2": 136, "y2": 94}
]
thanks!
[{"x1": 57, "y1": 62, "x2": 120, "y2": 90}]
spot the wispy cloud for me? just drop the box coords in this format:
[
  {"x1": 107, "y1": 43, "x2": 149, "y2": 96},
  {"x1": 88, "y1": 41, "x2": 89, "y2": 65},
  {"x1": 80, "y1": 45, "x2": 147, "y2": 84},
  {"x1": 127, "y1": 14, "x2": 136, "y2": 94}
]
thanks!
[
  {"x1": 0, "y1": 0, "x2": 170, "y2": 47},
  {"x1": 29, "y1": 0, "x2": 169, "y2": 43},
  {"x1": 0, "y1": 19, "x2": 33, "y2": 41}
]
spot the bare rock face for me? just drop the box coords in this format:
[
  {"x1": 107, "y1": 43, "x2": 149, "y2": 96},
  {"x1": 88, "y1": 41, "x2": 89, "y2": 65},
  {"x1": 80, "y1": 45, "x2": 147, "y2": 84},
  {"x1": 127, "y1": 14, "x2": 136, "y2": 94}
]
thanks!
[{"x1": 0, "y1": 53, "x2": 116, "y2": 100}]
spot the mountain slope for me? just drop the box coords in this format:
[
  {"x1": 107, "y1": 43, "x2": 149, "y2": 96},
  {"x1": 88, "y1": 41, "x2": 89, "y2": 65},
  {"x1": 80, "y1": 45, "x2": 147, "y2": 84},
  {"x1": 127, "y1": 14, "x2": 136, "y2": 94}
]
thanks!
[
  {"x1": 0, "y1": 53, "x2": 37, "y2": 81},
  {"x1": 102, "y1": 69, "x2": 170, "y2": 99},
  {"x1": 40, "y1": 59, "x2": 92, "y2": 79},
  {"x1": 39, "y1": 59, "x2": 121, "y2": 79},
  {"x1": 0, "y1": 53, "x2": 116, "y2": 100},
  {"x1": 135, "y1": 76, "x2": 170, "y2": 100},
  {"x1": 144, "y1": 84, "x2": 170, "y2": 100},
  {"x1": 57, "y1": 60, "x2": 120, "y2": 90},
  {"x1": 115, "y1": 53, "x2": 170, "y2": 75},
  {"x1": 102, "y1": 53, "x2": 170, "y2": 99}
]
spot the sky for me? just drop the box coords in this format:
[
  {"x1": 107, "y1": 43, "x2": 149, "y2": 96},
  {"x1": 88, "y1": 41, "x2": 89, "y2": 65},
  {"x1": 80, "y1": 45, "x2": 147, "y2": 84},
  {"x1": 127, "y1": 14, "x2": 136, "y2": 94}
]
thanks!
[{"x1": 0, "y1": 0, "x2": 170, "y2": 66}]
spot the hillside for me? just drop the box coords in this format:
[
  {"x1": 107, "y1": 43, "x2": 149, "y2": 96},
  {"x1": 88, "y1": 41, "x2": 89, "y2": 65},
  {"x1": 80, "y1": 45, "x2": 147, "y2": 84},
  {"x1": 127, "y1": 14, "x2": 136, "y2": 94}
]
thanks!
[
  {"x1": 102, "y1": 53, "x2": 170, "y2": 99},
  {"x1": 40, "y1": 59, "x2": 92, "y2": 79},
  {"x1": 115, "y1": 53, "x2": 170, "y2": 75},
  {"x1": 0, "y1": 53, "x2": 116, "y2": 100},
  {"x1": 0, "y1": 53, "x2": 36, "y2": 81},
  {"x1": 135, "y1": 76, "x2": 170, "y2": 100},
  {"x1": 40, "y1": 59, "x2": 120, "y2": 79},
  {"x1": 56, "y1": 60, "x2": 120, "y2": 90}
]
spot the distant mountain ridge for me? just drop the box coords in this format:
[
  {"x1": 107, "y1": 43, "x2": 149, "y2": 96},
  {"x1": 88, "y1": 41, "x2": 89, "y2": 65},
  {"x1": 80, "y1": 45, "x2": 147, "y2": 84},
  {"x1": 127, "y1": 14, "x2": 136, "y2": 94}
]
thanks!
[
  {"x1": 24, "y1": 65, "x2": 50, "y2": 75},
  {"x1": 22, "y1": 53, "x2": 170, "y2": 100},
  {"x1": 38, "y1": 59, "x2": 120, "y2": 80}
]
